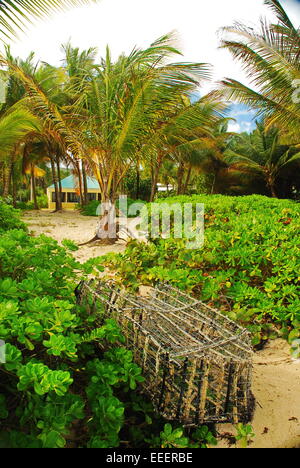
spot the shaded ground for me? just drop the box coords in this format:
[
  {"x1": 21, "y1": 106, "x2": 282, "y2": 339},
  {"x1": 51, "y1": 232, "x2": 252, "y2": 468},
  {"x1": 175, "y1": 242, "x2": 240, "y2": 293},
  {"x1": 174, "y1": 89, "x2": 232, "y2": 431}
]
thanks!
[{"x1": 22, "y1": 210, "x2": 300, "y2": 449}]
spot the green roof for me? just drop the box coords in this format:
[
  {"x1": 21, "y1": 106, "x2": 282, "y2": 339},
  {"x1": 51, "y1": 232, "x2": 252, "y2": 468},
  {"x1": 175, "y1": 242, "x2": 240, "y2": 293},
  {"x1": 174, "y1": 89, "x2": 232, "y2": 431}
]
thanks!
[{"x1": 49, "y1": 175, "x2": 100, "y2": 190}]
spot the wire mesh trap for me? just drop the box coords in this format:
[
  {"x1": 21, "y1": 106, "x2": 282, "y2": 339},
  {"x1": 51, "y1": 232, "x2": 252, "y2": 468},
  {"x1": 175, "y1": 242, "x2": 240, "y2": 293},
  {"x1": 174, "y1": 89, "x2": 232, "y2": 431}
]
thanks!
[{"x1": 76, "y1": 280, "x2": 254, "y2": 426}]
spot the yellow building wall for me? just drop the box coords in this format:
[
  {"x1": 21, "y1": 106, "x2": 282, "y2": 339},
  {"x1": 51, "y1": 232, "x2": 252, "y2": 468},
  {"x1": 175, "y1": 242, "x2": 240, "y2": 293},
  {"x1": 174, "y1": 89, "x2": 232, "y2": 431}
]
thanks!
[{"x1": 47, "y1": 188, "x2": 101, "y2": 210}]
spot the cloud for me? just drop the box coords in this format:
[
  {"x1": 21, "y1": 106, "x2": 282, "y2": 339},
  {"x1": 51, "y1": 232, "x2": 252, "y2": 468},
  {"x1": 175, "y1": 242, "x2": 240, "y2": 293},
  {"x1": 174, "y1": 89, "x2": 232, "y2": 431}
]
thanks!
[
  {"x1": 228, "y1": 122, "x2": 241, "y2": 133},
  {"x1": 230, "y1": 109, "x2": 256, "y2": 118},
  {"x1": 4, "y1": 0, "x2": 280, "y2": 93},
  {"x1": 241, "y1": 121, "x2": 253, "y2": 132},
  {"x1": 227, "y1": 103, "x2": 256, "y2": 133},
  {"x1": 4, "y1": 0, "x2": 298, "y2": 99}
]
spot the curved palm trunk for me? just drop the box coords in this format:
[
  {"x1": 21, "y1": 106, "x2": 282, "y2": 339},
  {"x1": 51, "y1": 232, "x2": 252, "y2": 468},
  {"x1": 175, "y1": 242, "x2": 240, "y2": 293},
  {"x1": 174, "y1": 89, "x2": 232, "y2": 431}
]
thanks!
[
  {"x1": 2, "y1": 163, "x2": 11, "y2": 197},
  {"x1": 56, "y1": 156, "x2": 63, "y2": 208},
  {"x1": 136, "y1": 164, "x2": 140, "y2": 200},
  {"x1": 177, "y1": 162, "x2": 185, "y2": 195},
  {"x1": 80, "y1": 154, "x2": 134, "y2": 246},
  {"x1": 11, "y1": 161, "x2": 17, "y2": 208},
  {"x1": 269, "y1": 184, "x2": 277, "y2": 198},
  {"x1": 30, "y1": 165, "x2": 39, "y2": 210},
  {"x1": 183, "y1": 165, "x2": 192, "y2": 194},
  {"x1": 150, "y1": 154, "x2": 164, "y2": 202},
  {"x1": 211, "y1": 172, "x2": 217, "y2": 194},
  {"x1": 267, "y1": 174, "x2": 278, "y2": 198},
  {"x1": 82, "y1": 162, "x2": 88, "y2": 206},
  {"x1": 50, "y1": 156, "x2": 62, "y2": 212},
  {"x1": 150, "y1": 173, "x2": 158, "y2": 202},
  {"x1": 74, "y1": 160, "x2": 84, "y2": 205}
]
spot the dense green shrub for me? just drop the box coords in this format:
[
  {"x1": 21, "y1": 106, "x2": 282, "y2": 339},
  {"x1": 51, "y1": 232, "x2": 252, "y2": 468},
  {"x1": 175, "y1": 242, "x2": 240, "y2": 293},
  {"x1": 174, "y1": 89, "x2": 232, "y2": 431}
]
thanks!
[
  {"x1": 78, "y1": 200, "x2": 100, "y2": 216},
  {"x1": 123, "y1": 168, "x2": 152, "y2": 201},
  {"x1": 117, "y1": 197, "x2": 146, "y2": 217},
  {"x1": 79, "y1": 197, "x2": 146, "y2": 217},
  {"x1": 0, "y1": 228, "x2": 152, "y2": 448},
  {"x1": 102, "y1": 195, "x2": 300, "y2": 348},
  {"x1": 16, "y1": 194, "x2": 48, "y2": 210},
  {"x1": 0, "y1": 201, "x2": 26, "y2": 232},
  {"x1": 0, "y1": 203, "x2": 217, "y2": 448}
]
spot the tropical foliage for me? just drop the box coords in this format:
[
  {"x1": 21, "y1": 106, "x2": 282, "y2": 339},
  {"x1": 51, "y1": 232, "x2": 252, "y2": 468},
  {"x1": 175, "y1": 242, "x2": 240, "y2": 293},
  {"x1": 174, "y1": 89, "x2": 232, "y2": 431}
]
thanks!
[
  {"x1": 1, "y1": 0, "x2": 300, "y2": 211},
  {"x1": 0, "y1": 0, "x2": 99, "y2": 40},
  {"x1": 0, "y1": 200, "x2": 220, "y2": 449},
  {"x1": 0, "y1": 0, "x2": 299, "y2": 450},
  {"x1": 223, "y1": 122, "x2": 300, "y2": 197},
  {"x1": 102, "y1": 194, "x2": 300, "y2": 349},
  {"x1": 220, "y1": 0, "x2": 300, "y2": 136}
]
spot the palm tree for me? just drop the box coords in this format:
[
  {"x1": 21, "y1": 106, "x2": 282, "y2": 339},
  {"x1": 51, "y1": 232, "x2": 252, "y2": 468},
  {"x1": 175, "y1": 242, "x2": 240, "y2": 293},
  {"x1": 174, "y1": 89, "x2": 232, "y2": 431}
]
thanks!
[
  {"x1": 171, "y1": 120, "x2": 235, "y2": 194},
  {"x1": 0, "y1": 0, "x2": 99, "y2": 40},
  {"x1": 220, "y1": 0, "x2": 300, "y2": 137},
  {"x1": 0, "y1": 107, "x2": 41, "y2": 198},
  {"x1": 144, "y1": 93, "x2": 225, "y2": 201},
  {"x1": 1, "y1": 51, "x2": 72, "y2": 210},
  {"x1": 4, "y1": 34, "x2": 225, "y2": 241},
  {"x1": 22, "y1": 146, "x2": 46, "y2": 210},
  {"x1": 224, "y1": 122, "x2": 300, "y2": 197},
  {"x1": 69, "y1": 36, "x2": 215, "y2": 206},
  {"x1": 62, "y1": 43, "x2": 98, "y2": 205}
]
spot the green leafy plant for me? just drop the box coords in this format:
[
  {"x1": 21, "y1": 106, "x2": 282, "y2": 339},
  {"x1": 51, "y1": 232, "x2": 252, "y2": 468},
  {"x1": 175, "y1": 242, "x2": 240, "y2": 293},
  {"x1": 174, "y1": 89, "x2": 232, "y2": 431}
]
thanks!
[
  {"x1": 102, "y1": 194, "x2": 300, "y2": 348},
  {"x1": 235, "y1": 424, "x2": 255, "y2": 448},
  {"x1": 0, "y1": 202, "x2": 219, "y2": 449},
  {"x1": 159, "y1": 424, "x2": 189, "y2": 448}
]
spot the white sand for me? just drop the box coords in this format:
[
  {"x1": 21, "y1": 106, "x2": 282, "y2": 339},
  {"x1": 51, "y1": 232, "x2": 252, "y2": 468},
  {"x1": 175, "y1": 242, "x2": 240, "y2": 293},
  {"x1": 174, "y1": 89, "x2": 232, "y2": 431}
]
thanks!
[
  {"x1": 23, "y1": 209, "x2": 127, "y2": 262},
  {"x1": 22, "y1": 210, "x2": 300, "y2": 449},
  {"x1": 217, "y1": 339, "x2": 300, "y2": 448}
]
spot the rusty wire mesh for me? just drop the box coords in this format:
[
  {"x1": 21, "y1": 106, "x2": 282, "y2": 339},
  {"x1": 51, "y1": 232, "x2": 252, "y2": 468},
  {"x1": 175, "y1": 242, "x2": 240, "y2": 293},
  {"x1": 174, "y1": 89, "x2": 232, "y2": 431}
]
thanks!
[{"x1": 77, "y1": 280, "x2": 254, "y2": 425}]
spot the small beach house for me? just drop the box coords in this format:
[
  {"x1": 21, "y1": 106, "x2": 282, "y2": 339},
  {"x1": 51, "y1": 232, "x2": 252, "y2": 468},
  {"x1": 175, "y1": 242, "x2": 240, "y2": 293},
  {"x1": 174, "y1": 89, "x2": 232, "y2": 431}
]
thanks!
[{"x1": 47, "y1": 175, "x2": 101, "y2": 210}]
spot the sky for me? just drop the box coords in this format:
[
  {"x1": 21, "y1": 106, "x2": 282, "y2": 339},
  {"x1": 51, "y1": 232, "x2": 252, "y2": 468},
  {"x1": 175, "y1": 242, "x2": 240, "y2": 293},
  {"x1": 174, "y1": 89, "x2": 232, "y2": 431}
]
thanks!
[{"x1": 4, "y1": 0, "x2": 300, "y2": 133}]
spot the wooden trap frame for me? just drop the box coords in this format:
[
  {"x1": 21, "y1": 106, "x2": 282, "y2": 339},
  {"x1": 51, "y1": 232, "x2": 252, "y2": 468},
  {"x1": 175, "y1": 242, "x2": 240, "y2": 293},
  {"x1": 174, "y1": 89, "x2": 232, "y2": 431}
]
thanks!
[{"x1": 77, "y1": 280, "x2": 254, "y2": 426}]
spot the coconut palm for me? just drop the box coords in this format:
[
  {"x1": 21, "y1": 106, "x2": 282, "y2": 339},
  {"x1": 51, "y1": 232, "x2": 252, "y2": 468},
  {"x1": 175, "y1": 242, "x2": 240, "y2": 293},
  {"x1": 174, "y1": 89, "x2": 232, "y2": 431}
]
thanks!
[
  {"x1": 0, "y1": 50, "x2": 73, "y2": 209},
  {"x1": 220, "y1": 0, "x2": 300, "y2": 137},
  {"x1": 0, "y1": 0, "x2": 99, "y2": 40},
  {"x1": 224, "y1": 122, "x2": 300, "y2": 197},
  {"x1": 171, "y1": 120, "x2": 235, "y2": 194},
  {"x1": 22, "y1": 144, "x2": 46, "y2": 210},
  {"x1": 68, "y1": 35, "x2": 215, "y2": 206},
  {"x1": 144, "y1": 92, "x2": 226, "y2": 201},
  {"x1": 0, "y1": 106, "x2": 41, "y2": 198},
  {"x1": 4, "y1": 34, "x2": 226, "y2": 240}
]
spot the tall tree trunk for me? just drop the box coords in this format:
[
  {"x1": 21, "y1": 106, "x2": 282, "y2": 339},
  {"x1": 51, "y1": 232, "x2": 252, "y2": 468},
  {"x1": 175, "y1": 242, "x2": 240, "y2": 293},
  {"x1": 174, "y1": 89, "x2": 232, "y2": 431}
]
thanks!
[
  {"x1": 50, "y1": 156, "x2": 61, "y2": 212},
  {"x1": 211, "y1": 173, "x2": 216, "y2": 194},
  {"x1": 2, "y1": 163, "x2": 11, "y2": 198},
  {"x1": 11, "y1": 160, "x2": 17, "y2": 208},
  {"x1": 267, "y1": 175, "x2": 277, "y2": 198},
  {"x1": 150, "y1": 155, "x2": 163, "y2": 202},
  {"x1": 74, "y1": 160, "x2": 83, "y2": 205},
  {"x1": 136, "y1": 164, "x2": 140, "y2": 200},
  {"x1": 56, "y1": 156, "x2": 63, "y2": 208},
  {"x1": 82, "y1": 161, "x2": 88, "y2": 205},
  {"x1": 270, "y1": 184, "x2": 277, "y2": 198},
  {"x1": 150, "y1": 167, "x2": 159, "y2": 202},
  {"x1": 182, "y1": 165, "x2": 192, "y2": 194},
  {"x1": 31, "y1": 165, "x2": 39, "y2": 210},
  {"x1": 177, "y1": 162, "x2": 185, "y2": 195}
]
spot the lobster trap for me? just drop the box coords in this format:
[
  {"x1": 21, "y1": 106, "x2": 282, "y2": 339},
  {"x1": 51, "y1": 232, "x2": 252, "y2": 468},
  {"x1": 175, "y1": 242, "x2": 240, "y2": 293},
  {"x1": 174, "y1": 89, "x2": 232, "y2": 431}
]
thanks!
[{"x1": 77, "y1": 281, "x2": 254, "y2": 426}]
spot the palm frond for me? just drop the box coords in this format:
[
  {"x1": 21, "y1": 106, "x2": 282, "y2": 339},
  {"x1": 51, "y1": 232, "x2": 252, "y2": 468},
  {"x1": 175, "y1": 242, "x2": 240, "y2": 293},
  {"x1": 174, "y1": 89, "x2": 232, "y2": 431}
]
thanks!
[
  {"x1": 0, "y1": 107, "x2": 41, "y2": 157},
  {"x1": 220, "y1": 0, "x2": 300, "y2": 135},
  {"x1": 0, "y1": 0, "x2": 99, "y2": 39},
  {"x1": 264, "y1": 0, "x2": 296, "y2": 30}
]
